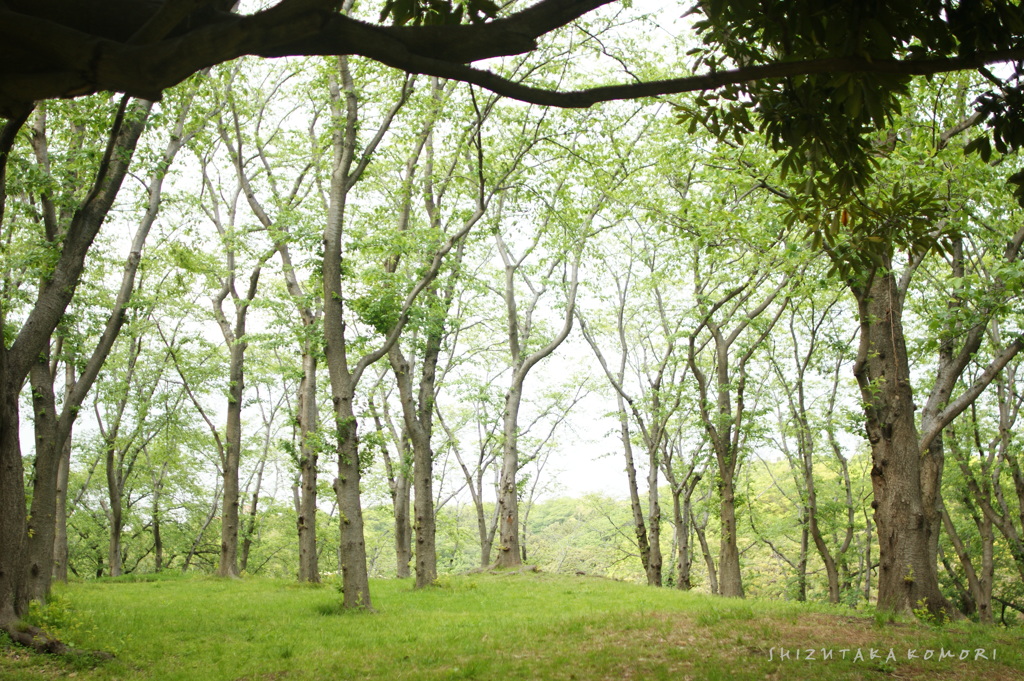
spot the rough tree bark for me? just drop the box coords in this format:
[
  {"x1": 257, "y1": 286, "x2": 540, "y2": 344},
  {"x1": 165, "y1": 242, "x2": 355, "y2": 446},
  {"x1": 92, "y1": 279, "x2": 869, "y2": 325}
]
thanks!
[{"x1": 851, "y1": 267, "x2": 953, "y2": 616}]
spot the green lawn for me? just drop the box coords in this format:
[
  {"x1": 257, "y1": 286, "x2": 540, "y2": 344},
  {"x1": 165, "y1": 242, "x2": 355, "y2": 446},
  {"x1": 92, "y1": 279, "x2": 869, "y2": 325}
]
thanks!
[{"x1": 2, "y1": 571, "x2": 1021, "y2": 680}]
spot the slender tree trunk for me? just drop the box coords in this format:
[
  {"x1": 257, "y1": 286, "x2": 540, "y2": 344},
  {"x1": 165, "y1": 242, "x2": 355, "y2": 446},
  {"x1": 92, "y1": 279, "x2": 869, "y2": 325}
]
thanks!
[
  {"x1": 941, "y1": 505, "x2": 991, "y2": 623},
  {"x1": 808, "y1": 484, "x2": 841, "y2": 603},
  {"x1": 52, "y1": 424, "x2": 73, "y2": 583},
  {"x1": 617, "y1": 401, "x2": 652, "y2": 579},
  {"x1": 670, "y1": 477, "x2": 698, "y2": 590},
  {"x1": 296, "y1": 349, "x2": 320, "y2": 582},
  {"x1": 105, "y1": 441, "x2": 124, "y2": 577},
  {"x1": 694, "y1": 507, "x2": 718, "y2": 595},
  {"x1": 795, "y1": 515, "x2": 808, "y2": 601},
  {"x1": 218, "y1": 343, "x2": 245, "y2": 578},
  {"x1": 184, "y1": 483, "x2": 221, "y2": 573},
  {"x1": 153, "y1": 467, "x2": 164, "y2": 572},
  {"x1": 647, "y1": 446, "x2": 663, "y2": 586},
  {"x1": 239, "y1": 457, "x2": 266, "y2": 572},
  {"x1": 495, "y1": 385, "x2": 524, "y2": 568},
  {"x1": 394, "y1": 465, "x2": 412, "y2": 579},
  {"x1": 389, "y1": 326, "x2": 445, "y2": 587}
]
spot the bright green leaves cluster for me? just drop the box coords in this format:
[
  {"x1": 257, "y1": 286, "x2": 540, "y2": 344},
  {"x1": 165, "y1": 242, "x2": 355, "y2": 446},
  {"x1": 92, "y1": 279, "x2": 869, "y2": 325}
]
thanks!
[
  {"x1": 690, "y1": 0, "x2": 1024, "y2": 197},
  {"x1": 792, "y1": 182, "x2": 952, "y2": 284},
  {"x1": 379, "y1": 0, "x2": 498, "y2": 26},
  {"x1": 968, "y1": 83, "x2": 1024, "y2": 206},
  {"x1": 348, "y1": 272, "x2": 403, "y2": 336}
]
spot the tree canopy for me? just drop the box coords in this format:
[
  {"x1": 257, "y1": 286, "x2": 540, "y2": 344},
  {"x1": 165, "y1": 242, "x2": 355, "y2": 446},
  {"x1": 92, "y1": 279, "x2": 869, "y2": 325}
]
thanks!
[{"x1": 2, "y1": 0, "x2": 1024, "y2": 119}]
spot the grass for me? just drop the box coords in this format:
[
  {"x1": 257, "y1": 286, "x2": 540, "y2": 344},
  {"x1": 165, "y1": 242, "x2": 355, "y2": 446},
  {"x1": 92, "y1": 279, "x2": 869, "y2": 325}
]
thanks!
[{"x1": 1, "y1": 571, "x2": 1021, "y2": 680}]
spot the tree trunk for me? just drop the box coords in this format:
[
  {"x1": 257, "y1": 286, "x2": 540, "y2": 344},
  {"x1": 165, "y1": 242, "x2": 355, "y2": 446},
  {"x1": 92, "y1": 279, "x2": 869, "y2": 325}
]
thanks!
[
  {"x1": 331, "y1": 393, "x2": 372, "y2": 608},
  {"x1": 795, "y1": 517, "x2": 808, "y2": 601},
  {"x1": 670, "y1": 477, "x2": 698, "y2": 590},
  {"x1": 24, "y1": 354, "x2": 61, "y2": 599},
  {"x1": 239, "y1": 457, "x2": 265, "y2": 573},
  {"x1": 412, "y1": 427, "x2": 437, "y2": 586},
  {"x1": 394, "y1": 467, "x2": 412, "y2": 579},
  {"x1": 716, "y1": 465, "x2": 744, "y2": 597},
  {"x1": 105, "y1": 440, "x2": 124, "y2": 578},
  {"x1": 389, "y1": 329, "x2": 444, "y2": 588},
  {"x1": 617, "y1": 402, "x2": 652, "y2": 579},
  {"x1": 218, "y1": 342, "x2": 245, "y2": 578},
  {"x1": 694, "y1": 507, "x2": 718, "y2": 595},
  {"x1": 941, "y1": 505, "x2": 991, "y2": 623},
  {"x1": 854, "y1": 270, "x2": 952, "y2": 618},
  {"x1": 1, "y1": 100, "x2": 149, "y2": 622},
  {"x1": 0, "y1": 376, "x2": 26, "y2": 625},
  {"x1": 495, "y1": 384, "x2": 523, "y2": 568},
  {"x1": 808, "y1": 486, "x2": 842, "y2": 603},
  {"x1": 52, "y1": 426, "x2": 73, "y2": 582},
  {"x1": 646, "y1": 445, "x2": 663, "y2": 586},
  {"x1": 296, "y1": 349, "x2": 320, "y2": 583},
  {"x1": 153, "y1": 470, "x2": 164, "y2": 572}
]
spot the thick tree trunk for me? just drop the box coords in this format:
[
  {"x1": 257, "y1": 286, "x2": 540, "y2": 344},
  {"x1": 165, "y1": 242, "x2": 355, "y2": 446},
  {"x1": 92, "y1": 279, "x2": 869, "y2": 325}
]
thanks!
[
  {"x1": 24, "y1": 355, "x2": 61, "y2": 600},
  {"x1": 716, "y1": 465, "x2": 744, "y2": 598},
  {"x1": 0, "y1": 100, "x2": 148, "y2": 621},
  {"x1": 0, "y1": 378, "x2": 26, "y2": 626},
  {"x1": 412, "y1": 427, "x2": 437, "y2": 586},
  {"x1": 331, "y1": 394, "x2": 372, "y2": 608},
  {"x1": 853, "y1": 270, "x2": 952, "y2": 618}
]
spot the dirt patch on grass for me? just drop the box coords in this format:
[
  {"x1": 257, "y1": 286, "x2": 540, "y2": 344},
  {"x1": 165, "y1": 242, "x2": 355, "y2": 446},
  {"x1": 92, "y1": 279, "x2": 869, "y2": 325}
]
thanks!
[{"x1": 556, "y1": 609, "x2": 1021, "y2": 681}]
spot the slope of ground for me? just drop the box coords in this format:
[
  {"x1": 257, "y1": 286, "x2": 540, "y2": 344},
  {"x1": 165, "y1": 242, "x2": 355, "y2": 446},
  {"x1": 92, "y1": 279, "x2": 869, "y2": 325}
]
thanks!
[{"x1": 1, "y1": 571, "x2": 1021, "y2": 680}]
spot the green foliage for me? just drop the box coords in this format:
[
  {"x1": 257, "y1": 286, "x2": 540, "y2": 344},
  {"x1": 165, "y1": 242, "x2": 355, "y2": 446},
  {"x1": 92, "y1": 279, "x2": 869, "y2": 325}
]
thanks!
[
  {"x1": 379, "y1": 0, "x2": 499, "y2": 26},
  {"x1": 4, "y1": 575, "x2": 1019, "y2": 681}
]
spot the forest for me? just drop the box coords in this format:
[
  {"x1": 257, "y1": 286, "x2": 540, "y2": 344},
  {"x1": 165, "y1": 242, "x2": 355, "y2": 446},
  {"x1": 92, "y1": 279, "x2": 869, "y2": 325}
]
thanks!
[{"x1": 2, "y1": 1, "x2": 1024, "y2": 672}]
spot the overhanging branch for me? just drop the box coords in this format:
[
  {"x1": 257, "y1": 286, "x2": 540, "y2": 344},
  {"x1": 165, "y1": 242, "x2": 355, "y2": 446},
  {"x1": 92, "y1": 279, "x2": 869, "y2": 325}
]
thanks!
[{"x1": 1, "y1": 0, "x2": 1023, "y2": 117}]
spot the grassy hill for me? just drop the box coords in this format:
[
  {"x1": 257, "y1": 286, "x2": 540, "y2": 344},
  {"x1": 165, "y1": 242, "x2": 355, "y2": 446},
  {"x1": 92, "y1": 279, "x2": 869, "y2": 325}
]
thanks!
[{"x1": 1, "y1": 571, "x2": 1021, "y2": 680}]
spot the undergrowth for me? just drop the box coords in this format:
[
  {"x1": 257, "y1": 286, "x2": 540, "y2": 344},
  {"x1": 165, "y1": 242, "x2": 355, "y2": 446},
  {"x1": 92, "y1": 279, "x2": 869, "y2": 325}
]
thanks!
[{"x1": 0, "y1": 573, "x2": 1020, "y2": 681}]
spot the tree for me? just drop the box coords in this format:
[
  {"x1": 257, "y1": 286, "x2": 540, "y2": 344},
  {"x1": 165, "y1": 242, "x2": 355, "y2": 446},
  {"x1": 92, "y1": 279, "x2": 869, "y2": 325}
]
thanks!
[
  {"x1": 3, "y1": 1, "x2": 1023, "y2": 117},
  {"x1": 766, "y1": 76, "x2": 1024, "y2": 618},
  {"x1": 577, "y1": 221, "x2": 690, "y2": 587},
  {"x1": 212, "y1": 59, "x2": 329, "y2": 582},
  {"x1": 21, "y1": 87, "x2": 194, "y2": 600},
  {"x1": 0, "y1": 96, "x2": 151, "y2": 635},
  {"x1": 188, "y1": 123, "x2": 275, "y2": 578},
  {"x1": 764, "y1": 283, "x2": 858, "y2": 603}
]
